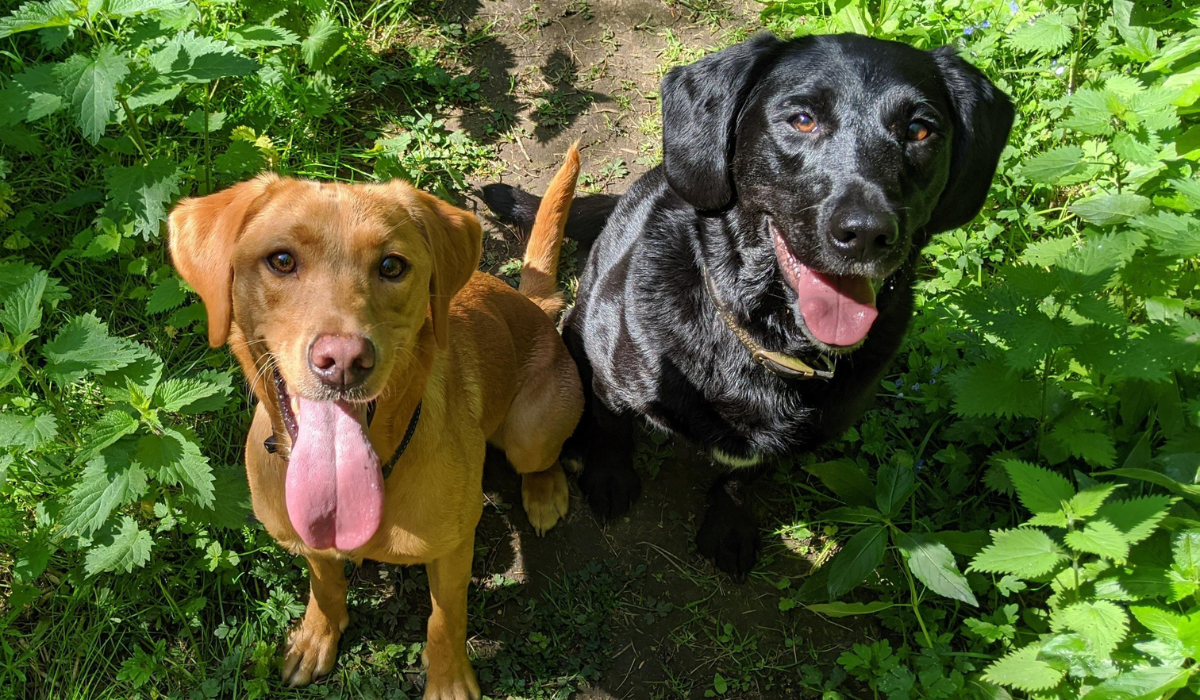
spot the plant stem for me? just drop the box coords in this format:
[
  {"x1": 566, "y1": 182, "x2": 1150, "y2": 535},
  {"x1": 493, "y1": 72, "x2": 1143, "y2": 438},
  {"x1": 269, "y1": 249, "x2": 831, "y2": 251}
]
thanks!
[
  {"x1": 894, "y1": 543, "x2": 933, "y2": 647},
  {"x1": 117, "y1": 97, "x2": 149, "y2": 160}
]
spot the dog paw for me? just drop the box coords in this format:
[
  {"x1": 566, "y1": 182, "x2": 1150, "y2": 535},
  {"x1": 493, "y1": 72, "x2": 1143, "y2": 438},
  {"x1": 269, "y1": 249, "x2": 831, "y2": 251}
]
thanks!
[
  {"x1": 696, "y1": 496, "x2": 762, "y2": 582},
  {"x1": 281, "y1": 621, "x2": 341, "y2": 687},
  {"x1": 578, "y1": 460, "x2": 641, "y2": 520},
  {"x1": 522, "y1": 464, "x2": 569, "y2": 536},
  {"x1": 422, "y1": 651, "x2": 481, "y2": 700}
]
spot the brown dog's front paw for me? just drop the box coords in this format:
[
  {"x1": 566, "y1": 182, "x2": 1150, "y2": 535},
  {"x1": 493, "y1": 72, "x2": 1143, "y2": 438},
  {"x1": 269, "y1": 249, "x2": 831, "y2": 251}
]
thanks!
[
  {"x1": 281, "y1": 621, "x2": 340, "y2": 687},
  {"x1": 522, "y1": 463, "x2": 569, "y2": 536},
  {"x1": 422, "y1": 650, "x2": 481, "y2": 700}
]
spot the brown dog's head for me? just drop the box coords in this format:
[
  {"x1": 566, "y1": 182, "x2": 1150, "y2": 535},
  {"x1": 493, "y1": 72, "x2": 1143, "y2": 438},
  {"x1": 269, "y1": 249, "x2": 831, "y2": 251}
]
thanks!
[{"x1": 168, "y1": 175, "x2": 481, "y2": 551}]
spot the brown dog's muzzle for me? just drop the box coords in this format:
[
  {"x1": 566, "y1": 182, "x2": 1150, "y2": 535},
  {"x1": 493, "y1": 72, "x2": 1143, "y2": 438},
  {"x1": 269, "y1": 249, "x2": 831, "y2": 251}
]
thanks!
[{"x1": 309, "y1": 333, "x2": 376, "y2": 390}]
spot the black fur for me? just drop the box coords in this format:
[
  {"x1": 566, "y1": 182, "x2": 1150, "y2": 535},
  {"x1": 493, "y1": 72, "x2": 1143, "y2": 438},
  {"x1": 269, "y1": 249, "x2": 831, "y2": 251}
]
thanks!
[{"x1": 485, "y1": 33, "x2": 1013, "y2": 580}]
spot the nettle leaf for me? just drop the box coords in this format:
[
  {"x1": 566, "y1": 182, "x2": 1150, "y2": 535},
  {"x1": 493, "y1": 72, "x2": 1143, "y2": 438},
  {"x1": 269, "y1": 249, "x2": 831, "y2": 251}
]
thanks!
[
  {"x1": 154, "y1": 376, "x2": 225, "y2": 413},
  {"x1": 1111, "y1": 130, "x2": 1162, "y2": 165},
  {"x1": 1063, "y1": 520, "x2": 1130, "y2": 562},
  {"x1": 1008, "y1": 12, "x2": 1075, "y2": 54},
  {"x1": 0, "y1": 413, "x2": 58, "y2": 452},
  {"x1": 135, "y1": 428, "x2": 214, "y2": 507},
  {"x1": 1050, "y1": 412, "x2": 1117, "y2": 468},
  {"x1": 1128, "y1": 606, "x2": 1192, "y2": 655},
  {"x1": 1069, "y1": 193, "x2": 1152, "y2": 227},
  {"x1": 1067, "y1": 484, "x2": 1120, "y2": 520},
  {"x1": 0, "y1": 269, "x2": 47, "y2": 339},
  {"x1": 895, "y1": 531, "x2": 977, "y2": 606},
  {"x1": 42, "y1": 312, "x2": 143, "y2": 383},
  {"x1": 227, "y1": 23, "x2": 299, "y2": 49},
  {"x1": 875, "y1": 463, "x2": 915, "y2": 517},
  {"x1": 54, "y1": 44, "x2": 130, "y2": 144},
  {"x1": 1004, "y1": 460, "x2": 1073, "y2": 525},
  {"x1": 84, "y1": 516, "x2": 152, "y2": 575},
  {"x1": 179, "y1": 465, "x2": 251, "y2": 530},
  {"x1": 145, "y1": 276, "x2": 186, "y2": 313},
  {"x1": 1173, "y1": 530, "x2": 1200, "y2": 579},
  {"x1": 150, "y1": 30, "x2": 256, "y2": 83},
  {"x1": 0, "y1": 0, "x2": 77, "y2": 38},
  {"x1": 1064, "y1": 89, "x2": 1115, "y2": 135},
  {"x1": 182, "y1": 109, "x2": 225, "y2": 134},
  {"x1": 0, "y1": 64, "x2": 64, "y2": 126},
  {"x1": 1170, "y1": 178, "x2": 1200, "y2": 211},
  {"x1": 970, "y1": 528, "x2": 1068, "y2": 579},
  {"x1": 60, "y1": 448, "x2": 148, "y2": 537},
  {"x1": 103, "y1": 158, "x2": 181, "y2": 240},
  {"x1": 827, "y1": 524, "x2": 887, "y2": 598},
  {"x1": 1080, "y1": 667, "x2": 1191, "y2": 700},
  {"x1": 1022, "y1": 145, "x2": 1085, "y2": 185},
  {"x1": 949, "y1": 360, "x2": 1042, "y2": 419},
  {"x1": 301, "y1": 14, "x2": 345, "y2": 70},
  {"x1": 1051, "y1": 600, "x2": 1128, "y2": 657},
  {"x1": 1133, "y1": 211, "x2": 1200, "y2": 259},
  {"x1": 101, "y1": 0, "x2": 189, "y2": 19},
  {"x1": 74, "y1": 409, "x2": 140, "y2": 463},
  {"x1": 981, "y1": 643, "x2": 1065, "y2": 693}
]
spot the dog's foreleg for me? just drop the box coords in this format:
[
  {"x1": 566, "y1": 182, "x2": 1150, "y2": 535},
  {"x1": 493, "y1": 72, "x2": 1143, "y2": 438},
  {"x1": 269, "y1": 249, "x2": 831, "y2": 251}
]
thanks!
[
  {"x1": 696, "y1": 468, "x2": 767, "y2": 582},
  {"x1": 422, "y1": 539, "x2": 480, "y2": 700},
  {"x1": 282, "y1": 556, "x2": 349, "y2": 686}
]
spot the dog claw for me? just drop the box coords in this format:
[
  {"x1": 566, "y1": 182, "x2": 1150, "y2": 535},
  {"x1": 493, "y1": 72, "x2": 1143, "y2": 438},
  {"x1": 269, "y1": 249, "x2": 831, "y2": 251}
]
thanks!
[
  {"x1": 522, "y1": 464, "x2": 570, "y2": 536},
  {"x1": 280, "y1": 621, "x2": 340, "y2": 687}
]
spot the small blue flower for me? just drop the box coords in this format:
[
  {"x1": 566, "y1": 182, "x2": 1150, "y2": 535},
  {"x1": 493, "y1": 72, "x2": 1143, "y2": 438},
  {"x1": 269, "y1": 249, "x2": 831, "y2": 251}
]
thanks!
[
  {"x1": 1009, "y1": 1, "x2": 1018, "y2": 13},
  {"x1": 1051, "y1": 59, "x2": 1058, "y2": 66},
  {"x1": 932, "y1": 365, "x2": 942, "y2": 374},
  {"x1": 929, "y1": 379, "x2": 936, "y2": 385},
  {"x1": 964, "y1": 25, "x2": 975, "y2": 36},
  {"x1": 895, "y1": 379, "x2": 903, "y2": 388},
  {"x1": 911, "y1": 384, "x2": 921, "y2": 392},
  {"x1": 915, "y1": 459, "x2": 925, "y2": 475},
  {"x1": 981, "y1": 20, "x2": 991, "y2": 28}
]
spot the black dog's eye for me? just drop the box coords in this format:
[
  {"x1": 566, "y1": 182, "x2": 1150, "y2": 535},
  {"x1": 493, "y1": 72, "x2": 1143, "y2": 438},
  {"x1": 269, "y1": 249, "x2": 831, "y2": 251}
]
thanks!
[
  {"x1": 266, "y1": 251, "x2": 296, "y2": 274},
  {"x1": 791, "y1": 113, "x2": 817, "y2": 133},
  {"x1": 379, "y1": 254, "x2": 408, "y2": 280},
  {"x1": 906, "y1": 121, "x2": 931, "y2": 142}
]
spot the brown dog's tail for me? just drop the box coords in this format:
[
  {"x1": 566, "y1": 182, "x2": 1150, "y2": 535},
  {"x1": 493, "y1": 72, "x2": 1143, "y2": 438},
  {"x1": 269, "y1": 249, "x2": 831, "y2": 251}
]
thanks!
[{"x1": 519, "y1": 143, "x2": 580, "y2": 317}]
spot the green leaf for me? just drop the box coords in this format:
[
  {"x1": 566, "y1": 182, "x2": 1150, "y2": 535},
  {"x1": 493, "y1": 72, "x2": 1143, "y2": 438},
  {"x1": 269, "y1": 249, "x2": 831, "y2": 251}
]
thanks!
[
  {"x1": 154, "y1": 377, "x2": 224, "y2": 413},
  {"x1": 0, "y1": 64, "x2": 64, "y2": 126},
  {"x1": 179, "y1": 465, "x2": 250, "y2": 530},
  {"x1": 42, "y1": 313, "x2": 143, "y2": 383},
  {"x1": 1051, "y1": 600, "x2": 1128, "y2": 657},
  {"x1": 103, "y1": 158, "x2": 181, "y2": 240},
  {"x1": 1128, "y1": 605, "x2": 1187, "y2": 644},
  {"x1": 1022, "y1": 145, "x2": 1085, "y2": 185},
  {"x1": 301, "y1": 14, "x2": 344, "y2": 70},
  {"x1": 227, "y1": 23, "x2": 299, "y2": 49},
  {"x1": 875, "y1": 463, "x2": 915, "y2": 517},
  {"x1": 1095, "y1": 496, "x2": 1173, "y2": 545},
  {"x1": 949, "y1": 360, "x2": 1043, "y2": 419},
  {"x1": 1008, "y1": 12, "x2": 1074, "y2": 54},
  {"x1": 804, "y1": 601, "x2": 895, "y2": 617},
  {"x1": 60, "y1": 450, "x2": 148, "y2": 537},
  {"x1": 84, "y1": 516, "x2": 153, "y2": 575},
  {"x1": 827, "y1": 525, "x2": 887, "y2": 598},
  {"x1": 149, "y1": 31, "x2": 256, "y2": 83},
  {"x1": 1173, "y1": 530, "x2": 1200, "y2": 579},
  {"x1": 1098, "y1": 469, "x2": 1200, "y2": 501},
  {"x1": 1067, "y1": 484, "x2": 1120, "y2": 520},
  {"x1": 1063, "y1": 520, "x2": 1130, "y2": 562},
  {"x1": 0, "y1": 0, "x2": 76, "y2": 38},
  {"x1": 804, "y1": 459, "x2": 875, "y2": 508},
  {"x1": 1065, "y1": 89, "x2": 1116, "y2": 136},
  {"x1": 1111, "y1": 130, "x2": 1161, "y2": 165},
  {"x1": 925, "y1": 530, "x2": 991, "y2": 558},
  {"x1": 1069, "y1": 193, "x2": 1152, "y2": 227},
  {"x1": 145, "y1": 276, "x2": 187, "y2": 313},
  {"x1": 1079, "y1": 667, "x2": 1191, "y2": 700},
  {"x1": 101, "y1": 0, "x2": 188, "y2": 18},
  {"x1": 895, "y1": 531, "x2": 977, "y2": 606},
  {"x1": 0, "y1": 269, "x2": 47, "y2": 340},
  {"x1": 54, "y1": 44, "x2": 130, "y2": 144},
  {"x1": 712, "y1": 673, "x2": 727, "y2": 695},
  {"x1": 981, "y1": 643, "x2": 1065, "y2": 693},
  {"x1": 970, "y1": 528, "x2": 1067, "y2": 579},
  {"x1": 1050, "y1": 412, "x2": 1117, "y2": 468},
  {"x1": 74, "y1": 409, "x2": 139, "y2": 463},
  {"x1": 0, "y1": 413, "x2": 58, "y2": 452},
  {"x1": 181, "y1": 109, "x2": 225, "y2": 134},
  {"x1": 135, "y1": 428, "x2": 214, "y2": 507},
  {"x1": 1004, "y1": 460, "x2": 1073, "y2": 525}
]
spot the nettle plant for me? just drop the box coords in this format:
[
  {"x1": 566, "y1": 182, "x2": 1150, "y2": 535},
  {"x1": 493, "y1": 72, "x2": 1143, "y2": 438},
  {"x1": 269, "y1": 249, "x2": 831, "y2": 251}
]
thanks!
[{"x1": 0, "y1": 262, "x2": 242, "y2": 602}]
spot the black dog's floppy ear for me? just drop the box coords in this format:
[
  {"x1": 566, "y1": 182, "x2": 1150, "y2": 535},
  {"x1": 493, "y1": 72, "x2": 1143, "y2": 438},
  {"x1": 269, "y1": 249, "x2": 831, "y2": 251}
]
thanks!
[
  {"x1": 924, "y1": 47, "x2": 1015, "y2": 234},
  {"x1": 662, "y1": 33, "x2": 784, "y2": 212}
]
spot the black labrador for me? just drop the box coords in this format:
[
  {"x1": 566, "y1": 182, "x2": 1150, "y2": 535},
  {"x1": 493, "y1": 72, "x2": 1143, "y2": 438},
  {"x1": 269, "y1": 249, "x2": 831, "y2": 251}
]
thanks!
[{"x1": 484, "y1": 32, "x2": 1014, "y2": 579}]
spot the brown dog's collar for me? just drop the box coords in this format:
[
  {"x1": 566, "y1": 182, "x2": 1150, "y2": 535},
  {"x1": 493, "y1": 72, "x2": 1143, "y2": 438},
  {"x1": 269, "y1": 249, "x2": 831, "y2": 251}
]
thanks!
[
  {"x1": 701, "y1": 267, "x2": 834, "y2": 381},
  {"x1": 264, "y1": 399, "x2": 423, "y2": 480}
]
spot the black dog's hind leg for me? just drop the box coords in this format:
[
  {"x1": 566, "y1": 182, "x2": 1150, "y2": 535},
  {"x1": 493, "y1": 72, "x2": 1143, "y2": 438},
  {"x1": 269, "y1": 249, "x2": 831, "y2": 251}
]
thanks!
[
  {"x1": 696, "y1": 468, "x2": 766, "y2": 581},
  {"x1": 562, "y1": 324, "x2": 642, "y2": 519}
]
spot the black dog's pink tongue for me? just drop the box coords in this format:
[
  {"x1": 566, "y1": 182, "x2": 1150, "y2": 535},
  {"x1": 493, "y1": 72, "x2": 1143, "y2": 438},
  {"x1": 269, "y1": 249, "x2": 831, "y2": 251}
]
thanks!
[
  {"x1": 796, "y1": 266, "x2": 878, "y2": 347},
  {"x1": 285, "y1": 398, "x2": 383, "y2": 551}
]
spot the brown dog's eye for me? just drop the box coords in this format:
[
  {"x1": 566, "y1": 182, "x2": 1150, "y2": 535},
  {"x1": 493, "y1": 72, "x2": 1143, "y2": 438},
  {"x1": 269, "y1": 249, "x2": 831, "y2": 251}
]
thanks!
[
  {"x1": 379, "y1": 255, "x2": 408, "y2": 280},
  {"x1": 791, "y1": 113, "x2": 817, "y2": 133},
  {"x1": 907, "y1": 121, "x2": 931, "y2": 142},
  {"x1": 266, "y1": 251, "x2": 296, "y2": 274}
]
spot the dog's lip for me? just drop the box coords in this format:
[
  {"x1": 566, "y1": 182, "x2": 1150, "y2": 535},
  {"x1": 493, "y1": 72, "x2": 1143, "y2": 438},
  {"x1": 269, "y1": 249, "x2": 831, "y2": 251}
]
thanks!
[
  {"x1": 271, "y1": 368, "x2": 375, "y2": 444},
  {"x1": 767, "y1": 217, "x2": 890, "y2": 288}
]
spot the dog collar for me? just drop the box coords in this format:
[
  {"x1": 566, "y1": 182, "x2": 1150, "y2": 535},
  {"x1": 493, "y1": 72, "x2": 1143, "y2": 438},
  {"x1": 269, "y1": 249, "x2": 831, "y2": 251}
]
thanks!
[
  {"x1": 263, "y1": 399, "x2": 423, "y2": 479},
  {"x1": 701, "y1": 267, "x2": 834, "y2": 381}
]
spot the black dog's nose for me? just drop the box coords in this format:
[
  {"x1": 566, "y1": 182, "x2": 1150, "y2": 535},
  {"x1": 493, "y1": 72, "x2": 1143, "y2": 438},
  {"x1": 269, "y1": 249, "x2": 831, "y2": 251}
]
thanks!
[
  {"x1": 830, "y1": 209, "x2": 899, "y2": 260},
  {"x1": 309, "y1": 334, "x2": 375, "y2": 390}
]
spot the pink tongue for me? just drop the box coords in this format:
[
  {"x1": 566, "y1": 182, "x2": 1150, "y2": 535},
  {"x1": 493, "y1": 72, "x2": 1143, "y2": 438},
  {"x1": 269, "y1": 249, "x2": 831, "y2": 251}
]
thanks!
[
  {"x1": 285, "y1": 398, "x2": 384, "y2": 551},
  {"x1": 795, "y1": 266, "x2": 878, "y2": 347}
]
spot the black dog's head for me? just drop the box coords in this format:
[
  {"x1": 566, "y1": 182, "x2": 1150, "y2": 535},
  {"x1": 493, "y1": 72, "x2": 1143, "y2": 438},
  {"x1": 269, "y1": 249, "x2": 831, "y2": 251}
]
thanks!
[{"x1": 662, "y1": 33, "x2": 1013, "y2": 351}]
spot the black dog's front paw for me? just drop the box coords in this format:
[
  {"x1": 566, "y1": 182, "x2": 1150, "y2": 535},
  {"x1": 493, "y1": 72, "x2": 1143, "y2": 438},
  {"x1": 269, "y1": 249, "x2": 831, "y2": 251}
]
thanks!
[
  {"x1": 696, "y1": 486, "x2": 762, "y2": 581},
  {"x1": 578, "y1": 460, "x2": 641, "y2": 520}
]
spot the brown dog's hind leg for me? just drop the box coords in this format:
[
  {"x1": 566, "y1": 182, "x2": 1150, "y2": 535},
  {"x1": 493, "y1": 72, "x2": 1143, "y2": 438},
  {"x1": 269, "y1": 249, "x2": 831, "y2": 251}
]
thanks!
[
  {"x1": 422, "y1": 539, "x2": 480, "y2": 700},
  {"x1": 282, "y1": 556, "x2": 349, "y2": 686}
]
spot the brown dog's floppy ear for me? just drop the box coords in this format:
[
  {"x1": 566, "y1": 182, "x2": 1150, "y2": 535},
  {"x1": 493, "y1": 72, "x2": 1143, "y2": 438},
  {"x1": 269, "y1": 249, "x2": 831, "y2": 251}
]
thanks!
[
  {"x1": 661, "y1": 32, "x2": 784, "y2": 212},
  {"x1": 412, "y1": 190, "x2": 483, "y2": 351},
  {"x1": 924, "y1": 47, "x2": 1015, "y2": 234},
  {"x1": 167, "y1": 175, "x2": 277, "y2": 347}
]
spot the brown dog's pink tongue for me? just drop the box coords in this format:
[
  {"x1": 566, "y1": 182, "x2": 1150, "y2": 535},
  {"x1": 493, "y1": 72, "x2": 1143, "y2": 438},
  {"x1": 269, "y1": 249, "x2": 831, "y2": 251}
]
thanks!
[
  {"x1": 285, "y1": 398, "x2": 383, "y2": 551},
  {"x1": 796, "y1": 265, "x2": 878, "y2": 347}
]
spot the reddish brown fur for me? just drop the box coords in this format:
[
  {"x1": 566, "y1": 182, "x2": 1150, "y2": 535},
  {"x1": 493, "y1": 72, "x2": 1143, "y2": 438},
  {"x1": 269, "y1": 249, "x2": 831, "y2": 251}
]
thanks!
[
  {"x1": 519, "y1": 143, "x2": 580, "y2": 316},
  {"x1": 168, "y1": 162, "x2": 582, "y2": 699}
]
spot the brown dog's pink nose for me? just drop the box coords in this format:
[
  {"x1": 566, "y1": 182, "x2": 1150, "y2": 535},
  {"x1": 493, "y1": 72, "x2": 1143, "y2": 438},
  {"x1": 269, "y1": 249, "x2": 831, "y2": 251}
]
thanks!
[{"x1": 309, "y1": 334, "x2": 376, "y2": 390}]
